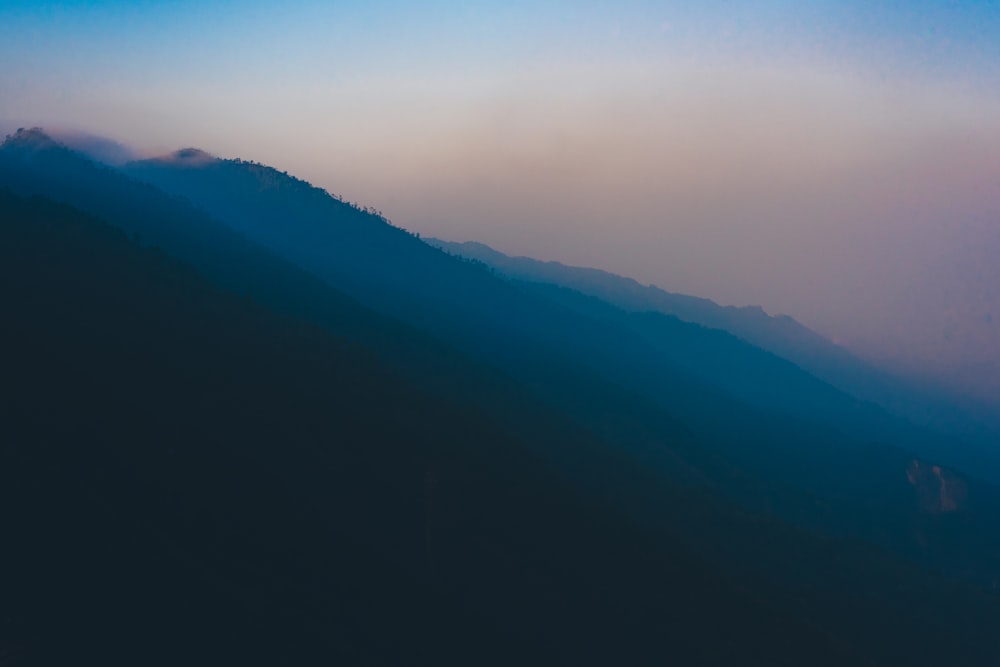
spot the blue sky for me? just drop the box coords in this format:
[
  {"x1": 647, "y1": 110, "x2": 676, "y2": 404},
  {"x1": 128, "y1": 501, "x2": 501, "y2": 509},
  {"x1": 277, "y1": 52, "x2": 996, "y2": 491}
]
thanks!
[
  {"x1": 2, "y1": 1, "x2": 1000, "y2": 394},
  {"x1": 3, "y1": 1, "x2": 998, "y2": 89}
]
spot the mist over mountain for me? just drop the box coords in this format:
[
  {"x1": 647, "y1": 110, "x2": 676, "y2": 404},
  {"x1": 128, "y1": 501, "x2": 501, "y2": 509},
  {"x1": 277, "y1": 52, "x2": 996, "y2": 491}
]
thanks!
[
  {"x1": 3, "y1": 2, "x2": 998, "y2": 664},
  {"x1": 48, "y1": 129, "x2": 140, "y2": 166},
  {"x1": 4, "y1": 128, "x2": 1000, "y2": 665},
  {"x1": 430, "y1": 239, "x2": 1000, "y2": 436},
  {"x1": 5, "y1": 0, "x2": 999, "y2": 419}
]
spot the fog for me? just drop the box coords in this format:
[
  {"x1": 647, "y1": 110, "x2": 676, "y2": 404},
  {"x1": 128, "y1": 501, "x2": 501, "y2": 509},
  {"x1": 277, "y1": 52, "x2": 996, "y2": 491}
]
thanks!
[
  {"x1": 3, "y1": 53, "x2": 997, "y2": 403},
  {"x1": 284, "y1": 63, "x2": 1000, "y2": 401}
]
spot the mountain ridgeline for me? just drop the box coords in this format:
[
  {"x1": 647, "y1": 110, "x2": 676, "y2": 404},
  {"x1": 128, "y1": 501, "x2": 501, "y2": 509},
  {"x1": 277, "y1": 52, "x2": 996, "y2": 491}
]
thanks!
[
  {"x1": 3, "y1": 128, "x2": 1000, "y2": 665},
  {"x1": 429, "y1": 239, "x2": 1000, "y2": 438}
]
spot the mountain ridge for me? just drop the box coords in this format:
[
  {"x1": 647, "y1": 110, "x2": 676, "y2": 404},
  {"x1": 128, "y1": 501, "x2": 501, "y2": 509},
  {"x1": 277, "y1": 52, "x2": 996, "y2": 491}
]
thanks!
[
  {"x1": 6, "y1": 186, "x2": 1000, "y2": 666},
  {"x1": 6, "y1": 129, "x2": 1000, "y2": 663},
  {"x1": 430, "y1": 237, "x2": 1000, "y2": 440},
  {"x1": 8, "y1": 128, "x2": 1000, "y2": 581}
]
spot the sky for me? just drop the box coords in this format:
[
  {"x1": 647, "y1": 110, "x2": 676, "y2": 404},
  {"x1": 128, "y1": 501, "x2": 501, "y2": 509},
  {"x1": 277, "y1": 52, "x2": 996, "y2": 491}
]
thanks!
[{"x1": 2, "y1": 0, "x2": 999, "y2": 399}]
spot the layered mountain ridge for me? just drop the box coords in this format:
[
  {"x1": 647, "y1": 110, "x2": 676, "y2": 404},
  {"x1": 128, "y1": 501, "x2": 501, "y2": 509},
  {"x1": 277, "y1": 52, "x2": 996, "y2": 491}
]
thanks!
[
  {"x1": 429, "y1": 238, "x2": 1000, "y2": 437},
  {"x1": 4, "y1": 127, "x2": 1000, "y2": 665}
]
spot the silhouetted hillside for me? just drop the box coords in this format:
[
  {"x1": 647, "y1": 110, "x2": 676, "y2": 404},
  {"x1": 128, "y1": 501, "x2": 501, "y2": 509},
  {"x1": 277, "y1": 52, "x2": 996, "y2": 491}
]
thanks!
[
  {"x1": 124, "y1": 139, "x2": 1000, "y2": 510},
  {"x1": 7, "y1": 190, "x2": 1000, "y2": 666},
  {"x1": 6, "y1": 131, "x2": 1000, "y2": 665},
  {"x1": 0, "y1": 190, "x2": 905, "y2": 666},
  {"x1": 7, "y1": 130, "x2": 992, "y2": 589}
]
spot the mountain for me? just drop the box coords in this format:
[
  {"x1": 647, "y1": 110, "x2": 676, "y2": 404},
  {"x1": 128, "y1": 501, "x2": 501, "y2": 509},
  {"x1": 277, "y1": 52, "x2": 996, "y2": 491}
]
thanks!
[
  {"x1": 428, "y1": 240, "x2": 831, "y2": 350},
  {"x1": 121, "y1": 144, "x2": 1000, "y2": 474},
  {"x1": 1, "y1": 190, "x2": 832, "y2": 665},
  {"x1": 7, "y1": 131, "x2": 1000, "y2": 663},
  {"x1": 125, "y1": 138, "x2": 1000, "y2": 528},
  {"x1": 430, "y1": 238, "x2": 1000, "y2": 437},
  {"x1": 6, "y1": 188, "x2": 1000, "y2": 667},
  {"x1": 0, "y1": 129, "x2": 505, "y2": 401},
  {"x1": 119, "y1": 141, "x2": 1000, "y2": 579}
]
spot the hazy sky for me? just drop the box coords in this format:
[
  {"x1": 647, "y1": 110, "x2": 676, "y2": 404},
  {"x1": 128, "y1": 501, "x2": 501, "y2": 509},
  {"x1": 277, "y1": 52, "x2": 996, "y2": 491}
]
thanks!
[{"x1": 2, "y1": 1, "x2": 999, "y2": 396}]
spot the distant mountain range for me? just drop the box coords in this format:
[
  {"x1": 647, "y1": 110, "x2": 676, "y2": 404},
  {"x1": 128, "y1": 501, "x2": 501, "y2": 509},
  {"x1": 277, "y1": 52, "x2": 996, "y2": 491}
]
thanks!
[
  {"x1": 429, "y1": 239, "x2": 1000, "y2": 435},
  {"x1": 4, "y1": 127, "x2": 1000, "y2": 665}
]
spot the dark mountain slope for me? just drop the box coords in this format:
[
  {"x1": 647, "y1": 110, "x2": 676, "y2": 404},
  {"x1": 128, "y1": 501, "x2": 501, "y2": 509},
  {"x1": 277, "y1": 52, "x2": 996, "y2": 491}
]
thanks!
[
  {"x1": 4, "y1": 164, "x2": 1000, "y2": 662},
  {"x1": 1, "y1": 131, "x2": 667, "y2": 415},
  {"x1": 7, "y1": 129, "x2": 1000, "y2": 595},
  {"x1": 0, "y1": 129, "x2": 553, "y2": 426},
  {"x1": 0, "y1": 190, "x2": 898, "y2": 666},
  {"x1": 0, "y1": 134, "x2": 894, "y2": 493},
  {"x1": 118, "y1": 142, "x2": 1000, "y2": 576},
  {"x1": 0, "y1": 130, "x2": 731, "y2": 516},
  {"x1": 100, "y1": 137, "x2": 1000, "y2": 584}
]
